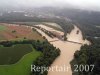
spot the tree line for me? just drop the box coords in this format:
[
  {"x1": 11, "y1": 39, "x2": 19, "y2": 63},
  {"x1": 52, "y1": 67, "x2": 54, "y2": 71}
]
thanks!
[{"x1": 70, "y1": 38, "x2": 100, "y2": 75}]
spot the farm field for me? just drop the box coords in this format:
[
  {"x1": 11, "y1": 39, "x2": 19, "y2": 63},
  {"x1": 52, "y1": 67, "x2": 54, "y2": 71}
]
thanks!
[
  {"x1": 0, "y1": 44, "x2": 33, "y2": 65},
  {"x1": 0, "y1": 25, "x2": 7, "y2": 40},
  {"x1": 0, "y1": 44, "x2": 41, "y2": 75},
  {"x1": 0, "y1": 23, "x2": 44, "y2": 41}
]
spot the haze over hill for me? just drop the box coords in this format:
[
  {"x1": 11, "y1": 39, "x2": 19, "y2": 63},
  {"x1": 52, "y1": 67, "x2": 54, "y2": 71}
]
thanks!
[{"x1": 0, "y1": 0, "x2": 100, "y2": 11}]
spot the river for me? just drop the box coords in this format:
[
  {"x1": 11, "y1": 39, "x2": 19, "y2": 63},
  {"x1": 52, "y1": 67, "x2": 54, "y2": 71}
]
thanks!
[{"x1": 34, "y1": 24, "x2": 90, "y2": 75}]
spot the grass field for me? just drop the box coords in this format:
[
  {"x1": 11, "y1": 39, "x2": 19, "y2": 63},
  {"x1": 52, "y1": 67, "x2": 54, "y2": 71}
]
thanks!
[
  {"x1": 0, "y1": 44, "x2": 33, "y2": 65},
  {"x1": 0, "y1": 25, "x2": 7, "y2": 40},
  {"x1": 0, "y1": 25, "x2": 6, "y2": 31},
  {"x1": 0, "y1": 44, "x2": 41, "y2": 75}
]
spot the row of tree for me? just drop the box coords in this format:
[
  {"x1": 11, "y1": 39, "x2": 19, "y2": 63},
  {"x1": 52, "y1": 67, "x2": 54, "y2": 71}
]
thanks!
[
  {"x1": 31, "y1": 40, "x2": 60, "y2": 75},
  {"x1": 33, "y1": 26, "x2": 56, "y2": 38}
]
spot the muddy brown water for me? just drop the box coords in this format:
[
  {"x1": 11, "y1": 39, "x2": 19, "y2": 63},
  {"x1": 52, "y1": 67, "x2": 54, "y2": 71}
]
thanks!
[{"x1": 34, "y1": 25, "x2": 90, "y2": 75}]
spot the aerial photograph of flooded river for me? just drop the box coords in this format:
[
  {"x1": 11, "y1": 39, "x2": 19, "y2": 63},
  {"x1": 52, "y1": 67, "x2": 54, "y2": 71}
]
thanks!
[{"x1": 0, "y1": 0, "x2": 100, "y2": 75}]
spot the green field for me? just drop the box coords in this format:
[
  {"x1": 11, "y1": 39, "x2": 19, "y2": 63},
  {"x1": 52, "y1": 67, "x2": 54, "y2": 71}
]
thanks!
[
  {"x1": 0, "y1": 44, "x2": 33, "y2": 65},
  {"x1": 0, "y1": 44, "x2": 41, "y2": 75},
  {"x1": 0, "y1": 25, "x2": 7, "y2": 40},
  {"x1": 0, "y1": 25, "x2": 6, "y2": 31}
]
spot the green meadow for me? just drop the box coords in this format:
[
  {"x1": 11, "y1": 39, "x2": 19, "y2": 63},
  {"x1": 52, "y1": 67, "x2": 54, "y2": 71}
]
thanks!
[
  {"x1": 0, "y1": 44, "x2": 41, "y2": 75},
  {"x1": 0, "y1": 25, "x2": 6, "y2": 31}
]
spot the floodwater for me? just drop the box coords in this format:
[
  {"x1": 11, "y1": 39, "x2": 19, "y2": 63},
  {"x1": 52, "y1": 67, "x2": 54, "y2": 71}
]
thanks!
[{"x1": 34, "y1": 25, "x2": 90, "y2": 75}]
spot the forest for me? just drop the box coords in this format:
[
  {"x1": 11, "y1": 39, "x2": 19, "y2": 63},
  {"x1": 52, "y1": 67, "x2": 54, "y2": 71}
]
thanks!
[
  {"x1": 31, "y1": 40, "x2": 60, "y2": 75},
  {"x1": 60, "y1": 9, "x2": 100, "y2": 38},
  {"x1": 71, "y1": 37, "x2": 100, "y2": 75}
]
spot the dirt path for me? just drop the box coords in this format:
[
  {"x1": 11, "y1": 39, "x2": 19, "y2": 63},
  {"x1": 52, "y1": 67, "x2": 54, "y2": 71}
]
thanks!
[{"x1": 34, "y1": 25, "x2": 90, "y2": 75}]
